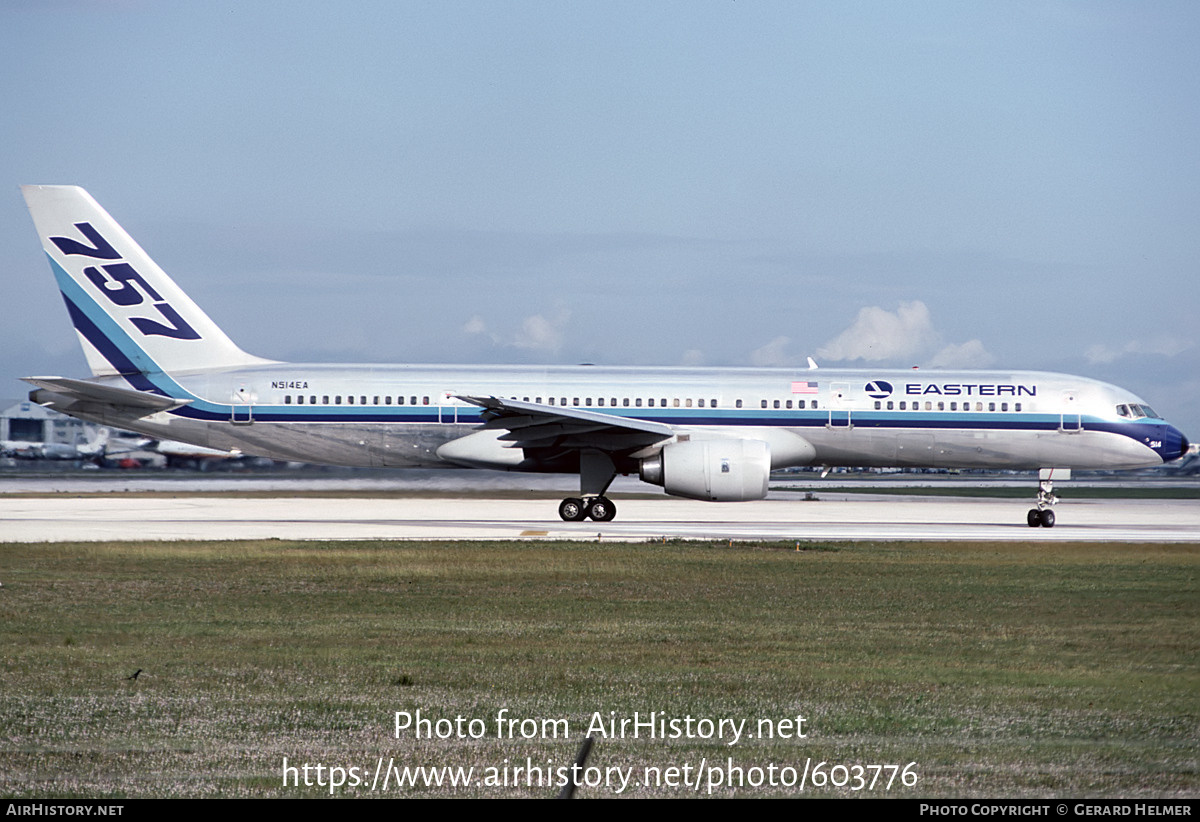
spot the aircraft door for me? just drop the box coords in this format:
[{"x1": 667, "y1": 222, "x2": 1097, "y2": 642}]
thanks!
[
  {"x1": 1059, "y1": 390, "x2": 1081, "y2": 432},
  {"x1": 827, "y1": 383, "x2": 852, "y2": 429},
  {"x1": 231, "y1": 384, "x2": 255, "y2": 425},
  {"x1": 439, "y1": 391, "x2": 458, "y2": 424}
]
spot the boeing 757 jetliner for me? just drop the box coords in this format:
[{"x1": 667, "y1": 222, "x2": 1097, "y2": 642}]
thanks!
[{"x1": 20, "y1": 186, "x2": 1189, "y2": 526}]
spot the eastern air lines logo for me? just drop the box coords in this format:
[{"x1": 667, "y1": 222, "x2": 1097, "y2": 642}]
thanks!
[{"x1": 864, "y1": 380, "x2": 893, "y2": 399}]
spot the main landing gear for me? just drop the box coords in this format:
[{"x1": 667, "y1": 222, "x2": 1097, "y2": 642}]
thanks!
[
  {"x1": 559, "y1": 496, "x2": 617, "y2": 522},
  {"x1": 559, "y1": 450, "x2": 619, "y2": 522},
  {"x1": 1027, "y1": 474, "x2": 1059, "y2": 528}
]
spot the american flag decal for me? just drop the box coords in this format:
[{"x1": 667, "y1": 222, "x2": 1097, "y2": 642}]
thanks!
[{"x1": 791, "y1": 381, "x2": 819, "y2": 394}]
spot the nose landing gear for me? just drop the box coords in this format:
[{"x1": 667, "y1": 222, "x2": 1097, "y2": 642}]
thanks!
[{"x1": 1027, "y1": 471, "x2": 1063, "y2": 528}]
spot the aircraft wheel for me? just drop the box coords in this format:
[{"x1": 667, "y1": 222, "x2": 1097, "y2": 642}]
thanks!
[
  {"x1": 1039, "y1": 508, "x2": 1055, "y2": 528},
  {"x1": 1027, "y1": 509, "x2": 1042, "y2": 527},
  {"x1": 587, "y1": 496, "x2": 616, "y2": 522},
  {"x1": 559, "y1": 498, "x2": 587, "y2": 522}
]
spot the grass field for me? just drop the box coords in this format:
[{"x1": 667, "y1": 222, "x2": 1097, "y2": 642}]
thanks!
[{"x1": 0, "y1": 538, "x2": 1196, "y2": 798}]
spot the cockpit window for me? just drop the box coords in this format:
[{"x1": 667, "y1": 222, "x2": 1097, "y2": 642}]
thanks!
[{"x1": 1118, "y1": 404, "x2": 1163, "y2": 420}]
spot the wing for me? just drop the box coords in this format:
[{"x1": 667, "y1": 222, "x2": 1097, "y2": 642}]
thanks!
[{"x1": 457, "y1": 395, "x2": 674, "y2": 454}]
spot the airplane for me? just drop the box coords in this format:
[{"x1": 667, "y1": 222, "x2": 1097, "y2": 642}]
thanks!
[
  {"x1": 18, "y1": 185, "x2": 1190, "y2": 527},
  {"x1": 1, "y1": 427, "x2": 109, "y2": 461},
  {"x1": 146, "y1": 438, "x2": 243, "y2": 469}
]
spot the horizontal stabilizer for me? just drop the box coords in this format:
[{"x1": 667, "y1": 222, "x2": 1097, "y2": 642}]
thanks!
[{"x1": 23, "y1": 376, "x2": 191, "y2": 414}]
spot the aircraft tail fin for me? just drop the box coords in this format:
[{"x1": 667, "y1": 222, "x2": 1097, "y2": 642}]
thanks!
[{"x1": 21, "y1": 185, "x2": 274, "y2": 379}]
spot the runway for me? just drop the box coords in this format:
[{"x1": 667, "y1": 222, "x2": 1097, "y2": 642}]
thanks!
[{"x1": 2, "y1": 489, "x2": 1197, "y2": 542}]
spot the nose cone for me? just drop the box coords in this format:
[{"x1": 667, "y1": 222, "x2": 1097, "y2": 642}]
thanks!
[{"x1": 1160, "y1": 426, "x2": 1189, "y2": 462}]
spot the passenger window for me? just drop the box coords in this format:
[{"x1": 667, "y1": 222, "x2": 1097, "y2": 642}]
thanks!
[
  {"x1": 785, "y1": 400, "x2": 793, "y2": 409},
  {"x1": 887, "y1": 401, "x2": 893, "y2": 410},
  {"x1": 798, "y1": 400, "x2": 806, "y2": 409},
  {"x1": 1001, "y1": 403, "x2": 1008, "y2": 412},
  {"x1": 423, "y1": 396, "x2": 429, "y2": 405},
  {"x1": 348, "y1": 396, "x2": 354, "y2": 404},
  {"x1": 323, "y1": 396, "x2": 330, "y2": 404},
  {"x1": 1015, "y1": 403, "x2": 1022, "y2": 412},
  {"x1": 310, "y1": 396, "x2": 316, "y2": 405},
  {"x1": 585, "y1": 398, "x2": 592, "y2": 406},
  {"x1": 597, "y1": 398, "x2": 604, "y2": 406},
  {"x1": 899, "y1": 401, "x2": 906, "y2": 410},
  {"x1": 284, "y1": 395, "x2": 292, "y2": 404},
  {"x1": 761, "y1": 400, "x2": 767, "y2": 409},
  {"x1": 635, "y1": 398, "x2": 643, "y2": 407},
  {"x1": 298, "y1": 396, "x2": 305, "y2": 405},
  {"x1": 648, "y1": 398, "x2": 655, "y2": 407},
  {"x1": 685, "y1": 399, "x2": 693, "y2": 408},
  {"x1": 988, "y1": 402, "x2": 996, "y2": 411},
  {"x1": 937, "y1": 402, "x2": 944, "y2": 411},
  {"x1": 623, "y1": 398, "x2": 630, "y2": 407},
  {"x1": 874, "y1": 401, "x2": 881, "y2": 410},
  {"x1": 736, "y1": 399, "x2": 743, "y2": 408},
  {"x1": 698, "y1": 399, "x2": 705, "y2": 408},
  {"x1": 773, "y1": 400, "x2": 780, "y2": 409},
  {"x1": 811, "y1": 400, "x2": 818, "y2": 409}
]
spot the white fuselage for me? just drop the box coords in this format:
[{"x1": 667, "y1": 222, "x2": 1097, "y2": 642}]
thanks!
[{"x1": 65, "y1": 362, "x2": 1181, "y2": 474}]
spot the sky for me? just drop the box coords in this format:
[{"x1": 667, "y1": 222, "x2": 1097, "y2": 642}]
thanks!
[{"x1": 2, "y1": 1, "x2": 1198, "y2": 436}]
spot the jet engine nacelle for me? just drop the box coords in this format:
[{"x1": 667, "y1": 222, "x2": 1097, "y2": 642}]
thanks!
[{"x1": 639, "y1": 438, "x2": 771, "y2": 502}]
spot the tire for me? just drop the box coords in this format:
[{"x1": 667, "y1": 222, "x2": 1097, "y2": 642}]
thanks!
[
  {"x1": 559, "y1": 498, "x2": 587, "y2": 522},
  {"x1": 1039, "y1": 508, "x2": 1055, "y2": 528},
  {"x1": 1027, "y1": 509, "x2": 1042, "y2": 527},
  {"x1": 587, "y1": 497, "x2": 616, "y2": 522}
]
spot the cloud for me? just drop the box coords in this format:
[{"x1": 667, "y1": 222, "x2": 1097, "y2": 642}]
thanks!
[
  {"x1": 463, "y1": 306, "x2": 572, "y2": 354},
  {"x1": 680, "y1": 349, "x2": 706, "y2": 366},
  {"x1": 816, "y1": 300, "x2": 995, "y2": 368},
  {"x1": 749, "y1": 335, "x2": 793, "y2": 367},
  {"x1": 513, "y1": 309, "x2": 570, "y2": 353},
  {"x1": 1084, "y1": 336, "x2": 1195, "y2": 365},
  {"x1": 928, "y1": 339, "x2": 995, "y2": 368},
  {"x1": 816, "y1": 301, "x2": 940, "y2": 363}
]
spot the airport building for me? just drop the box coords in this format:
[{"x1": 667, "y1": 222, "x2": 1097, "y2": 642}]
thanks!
[{"x1": 1, "y1": 399, "x2": 89, "y2": 446}]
